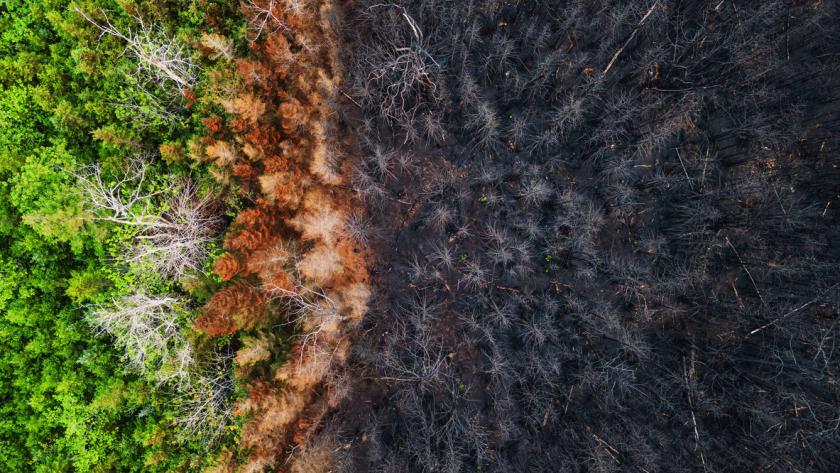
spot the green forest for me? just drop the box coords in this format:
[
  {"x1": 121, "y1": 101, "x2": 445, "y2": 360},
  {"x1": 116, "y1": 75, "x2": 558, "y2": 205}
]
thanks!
[
  {"x1": 1, "y1": 0, "x2": 839, "y2": 472},
  {"x1": 0, "y1": 1, "x2": 242, "y2": 470}
]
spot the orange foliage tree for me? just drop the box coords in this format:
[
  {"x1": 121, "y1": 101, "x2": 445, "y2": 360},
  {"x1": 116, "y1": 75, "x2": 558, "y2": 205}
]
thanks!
[
  {"x1": 198, "y1": 0, "x2": 369, "y2": 470},
  {"x1": 194, "y1": 282, "x2": 267, "y2": 336}
]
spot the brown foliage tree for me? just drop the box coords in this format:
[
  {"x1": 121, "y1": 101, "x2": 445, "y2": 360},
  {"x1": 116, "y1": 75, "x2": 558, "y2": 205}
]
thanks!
[
  {"x1": 213, "y1": 253, "x2": 243, "y2": 281},
  {"x1": 236, "y1": 58, "x2": 273, "y2": 87},
  {"x1": 224, "y1": 207, "x2": 279, "y2": 252},
  {"x1": 197, "y1": 1, "x2": 371, "y2": 469},
  {"x1": 194, "y1": 282, "x2": 267, "y2": 336},
  {"x1": 232, "y1": 163, "x2": 259, "y2": 181},
  {"x1": 245, "y1": 125, "x2": 283, "y2": 155},
  {"x1": 262, "y1": 155, "x2": 289, "y2": 174},
  {"x1": 226, "y1": 227, "x2": 274, "y2": 252},
  {"x1": 193, "y1": 307, "x2": 237, "y2": 337},
  {"x1": 279, "y1": 100, "x2": 310, "y2": 136}
]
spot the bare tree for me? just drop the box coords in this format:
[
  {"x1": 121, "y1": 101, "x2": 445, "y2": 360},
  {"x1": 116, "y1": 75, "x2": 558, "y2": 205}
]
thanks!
[
  {"x1": 365, "y1": 4, "x2": 441, "y2": 127},
  {"x1": 92, "y1": 291, "x2": 235, "y2": 444},
  {"x1": 264, "y1": 280, "x2": 340, "y2": 358},
  {"x1": 74, "y1": 7, "x2": 199, "y2": 93},
  {"x1": 73, "y1": 157, "x2": 222, "y2": 278},
  {"x1": 90, "y1": 293, "x2": 189, "y2": 375},
  {"x1": 466, "y1": 99, "x2": 501, "y2": 150},
  {"x1": 200, "y1": 32, "x2": 234, "y2": 61},
  {"x1": 241, "y1": 0, "x2": 297, "y2": 40},
  {"x1": 174, "y1": 350, "x2": 236, "y2": 445},
  {"x1": 128, "y1": 179, "x2": 221, "y2": 278}
]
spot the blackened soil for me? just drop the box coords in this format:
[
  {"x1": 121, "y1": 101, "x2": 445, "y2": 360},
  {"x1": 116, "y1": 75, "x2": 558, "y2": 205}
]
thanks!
[{"x1": 319, "y1": 1, "x2": 840, "y2": 472}]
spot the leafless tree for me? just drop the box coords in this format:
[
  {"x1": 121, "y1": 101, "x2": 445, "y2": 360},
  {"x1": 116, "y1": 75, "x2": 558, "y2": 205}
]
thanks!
[
  {"x1": 90, "y1": 293, "x2": 189, "y2": 376},
  {"x1": 72, "y1": 156, "x2": 222, "y2": 279},
  {"x1": 200, "y1": 32, "x2": 234, "y2": 61},
  {"x1": 74, "y1": 7, "x2": 199, "y2": 93},
  {"x1": 466, "y1": 99, "x2": 501, "y2": 150},
  {"x1": 460, "y1": 260, "x2": 488, "y2": 290},
  {"x1": 518, "y1": 178, "x2": 553, "y2": 207},
  {"x1": 429, "y1": 240, "x2": 455, "y2": 270},
  {"x1": 241, "y1": 0, "x2": 309, "y2": 41},
  {"x1": 381, "y1": 331, "x2": 448, "y2": 393},
  {"x1": 241, "y1": 0, "x2": 294, "y2": 40},
  {"x1": 345, "y1": 212, "x2": 371, "y2": 246},
  {"x1": 128, "y1": 179, "x2": 222, "y2": 278},
  {"x1": 424, "y1": 203, "x2": 454, "y2": 231},
  {"x1": 91, "y1": 290, "x2": 236, "y2": 444},
  {"x1": 365, "y1": 4, "x2": 441, "y2": 127},
  {"x1": 264, "y1": 280, "x2": 340, "y2": 358},
  {"x1": 174, "y1": 349, "x2": 236, "y2": 445},
  {"x1": 73, "y1": 156, "x2": 159, "y2": 224}
]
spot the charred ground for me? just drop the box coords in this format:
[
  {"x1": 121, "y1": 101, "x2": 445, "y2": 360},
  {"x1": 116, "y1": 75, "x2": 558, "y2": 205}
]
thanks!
[{"x1": 309, "y1": 0, "x2": 840, "y2": 472}]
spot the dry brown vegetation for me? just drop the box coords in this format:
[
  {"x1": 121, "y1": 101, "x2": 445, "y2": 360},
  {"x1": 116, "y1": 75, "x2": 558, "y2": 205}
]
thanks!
[
  {"x1": 193, "y1": 0, "x2": 368, "y2": 470},
  {"x1": 185, "y1": 1, "x2": 840, "y2": 471}
]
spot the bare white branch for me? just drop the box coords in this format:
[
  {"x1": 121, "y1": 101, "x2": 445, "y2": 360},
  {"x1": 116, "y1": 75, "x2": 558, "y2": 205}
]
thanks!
[
  {"x1": 72, "y1": 157, "x2": 223, "y2": 279},
  {"x1": 241, "y1": 0, "x2": 290, "y2": 41},
  {"x1": 90, "y1": 293, "x2": 188, "y2": 375},
  {"x1": 365, "y1": 4, "x2": 441, "y2": 126},
  {"x1": 91, "y1": 291, "x2": 235, "y2": 444},
  {"x1": 264, "y1": 281, "x2": 340, "y2": 359},
  {"x1": 173, "y1": 350, "x2": 236, "y2": 445},
  {"x1": 200, "y1": 33, "x2": 234, "y2": 61},
  {"x1": 74, "y1": 7, "x2": 199, "y2": 92},
  {"x1": 127, "y1": 179, "x2": 222, "y2": 278}
]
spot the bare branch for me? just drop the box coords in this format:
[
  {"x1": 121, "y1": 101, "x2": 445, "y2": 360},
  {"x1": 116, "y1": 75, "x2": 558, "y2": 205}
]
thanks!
[
  {"x1": 90, "y1": 293, "x2": 189, "y2": 376},
  {"x1": 74, "y1": 7, "x2": 199, "y2": 92},
  {"x1": 173, "y1": 349, "x2": 236, "y2": 445},
  {"x1": 127, "y1": 180, "x2": 222, "y2": 278},
  {"x1": 747, "y1": 283, "x2": 840, "y2": 337},
  {"x1": 200, "y1": 32, "x2": 234, "y2": 61},
  {"x1": 603, "y1": 1, "x2": 660, "y2": 74},
  {"x1": 72, "y1": 156, "x2": 223, "y2": 278},
  {"x1": 241, "y1": 0, "x2": 292, "y2": 41},
  {"x1": 364, "y1": 4, "x2": 441, "y2": 127}
]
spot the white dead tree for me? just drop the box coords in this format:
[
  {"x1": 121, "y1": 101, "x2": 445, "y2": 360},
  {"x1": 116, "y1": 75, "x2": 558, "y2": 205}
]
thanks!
[
  {"x1": 128, "y1": 179, "x2": 222, "y2": 278},
  {"x1": 74, "y1": 153, "x2": 233, "y2": 444},
  {"x1": 91, "y1": 293, "x2": 235, "y2": 444},
  {"x1": 174, "y1": 350, "x2": 236, "y2": 445},
  {"x1": 72, "y1": 156, "x2": 222, "y2": 279},
  {"x1": 241, "y1": 0, "x2": 290, "y2": 40},
  {"x1": 90, "y1": 293, "x2": 190, "y2": 376},
  {"x1": 74, "y1": 7, "x2": 199, "y2": 93},
  {"x1": 265, "y1": 281, "x2": 340, "y2": 358},
  {"x1": 200, "y1": 32, "x2": 234, "y2": 61},
  {"x1": 73, "y1": 155, "x2": 159, "y2": 225}
]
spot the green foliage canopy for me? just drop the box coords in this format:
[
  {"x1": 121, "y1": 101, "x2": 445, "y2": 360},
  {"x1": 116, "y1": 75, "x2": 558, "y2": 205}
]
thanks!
[{"x1": 0, "y1": 1, "x2": 241, "y2": 470}]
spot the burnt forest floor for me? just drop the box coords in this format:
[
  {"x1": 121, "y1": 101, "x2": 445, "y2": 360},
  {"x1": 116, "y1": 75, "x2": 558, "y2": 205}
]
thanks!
[{"x1": 306, "y1": 1, "x2": 840, "y2": 472}]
